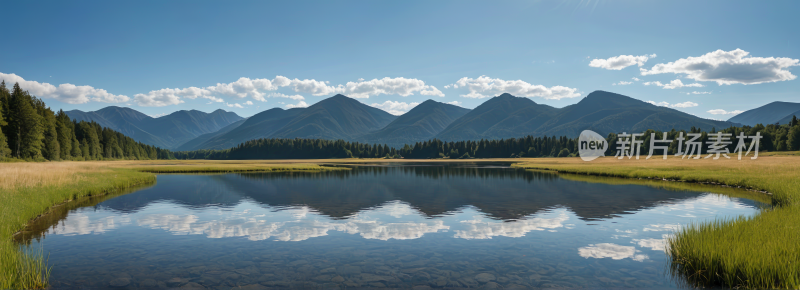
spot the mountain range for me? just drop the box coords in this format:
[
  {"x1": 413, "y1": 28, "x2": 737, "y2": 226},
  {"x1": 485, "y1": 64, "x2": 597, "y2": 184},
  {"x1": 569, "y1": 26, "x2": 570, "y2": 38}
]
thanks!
[
  {"x1": 68, "y1": 90, "x2": 749, "y2": 151},
  {"x1": 66, "y1": 107, "x2": 243, "y2": 149},
  {"x1": 727, "y1": 101, "x2": 800, "y2": 126}
]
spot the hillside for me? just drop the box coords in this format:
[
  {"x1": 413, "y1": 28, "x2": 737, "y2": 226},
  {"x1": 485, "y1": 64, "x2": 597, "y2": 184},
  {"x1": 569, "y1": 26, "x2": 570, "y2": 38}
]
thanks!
[
  {"x1": 269, "y1": 94, "x2": 396, "y2": 140},
  {"x1": 728, "y1": 101, "x2": 800, "y2": 126},
  {"x1": 178, "y1": 94, "x2": 397, "y2": 150},
  {"x1": 66, "y1": 107, "x2": 243, "y2": 149},
  {"x1": 359, "y1": 100, "x2": 470, "y2": 147},
  {"x1": 437, "y1": 91, "x2": 737, "y2": 140}
]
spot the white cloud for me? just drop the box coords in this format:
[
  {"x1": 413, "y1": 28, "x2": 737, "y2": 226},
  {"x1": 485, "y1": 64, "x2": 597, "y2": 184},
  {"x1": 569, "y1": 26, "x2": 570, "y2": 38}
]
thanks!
[
  {"x1": 589, "y1": 54, "x2": 656, "y2": 70},
  {"x1": 646, "y1": 101, "x2": 699, "y2": 108},
  {"x1": 226, "y1": 102, "x2": 244, "y2": 109},
  {"x1": 453, "y1": 212, "x2": 569, "y2": 240},
  {"x1": 632, "y1": 77, "x2": 641, "y2": 81},
  {"x1": 264, "y1": 93, "x2": 305, "y2": 101},
  {"x1": 342, "y1": 77, "x2": 444, "y2": 98},
  {"x1": 613, "y1": 81, "x2": 633, "y2": 86},
  {"x1": 671, "y1": 101, "x2": 699, "y2": 108},
  {"x1": 149, "y1": 113, "x2": 168, "y2": 118},
  {"x1": 134, "y1": 76, "x2": 442, "y2": 106},
  {"x1": 450, "y1": 75, "x2": 580, "y2": 100},
  {"x1": 643, "y1": 79, "x2": 704, "y2": 89},
  {"x1": 633, "y1": 234, "x2": 670, "y2": 252},
  {"x1": 445, "y1": 101, "x2": 463, "y2": 107},
  {"x1": 286, "y1": 101, "x2": 309, "y2": 109},
  {"x1": 578, "y1": 243, "x2": 648, "y2": 262},
  {"x1": 244, "y1": 101, "x2": 253, "y2": 106},
  {"x1": 707, "y1": 109, "x2": 744, "y2": 115},
  {"x1": 641, "y1": 49, "x2": 800, "y2": 85},
  {"x1": 369, "y1": 101, "x2": 420, "y2": 115},
  {"x1": 687, "y1": 91, "x2": 712, "y2": 95},
  {"x1": 0, "y1": 72, "x2": 129, "y2": 104}
]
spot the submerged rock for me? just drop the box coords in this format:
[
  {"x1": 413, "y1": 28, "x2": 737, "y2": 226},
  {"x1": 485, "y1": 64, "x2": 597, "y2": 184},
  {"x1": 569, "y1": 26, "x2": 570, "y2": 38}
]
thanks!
[
  {"x1": 108, "y1": 278, "x2": 130, "y2": 288},
  {"x1": 475, "y1": 273, "x2": 496, "y2": 283}
]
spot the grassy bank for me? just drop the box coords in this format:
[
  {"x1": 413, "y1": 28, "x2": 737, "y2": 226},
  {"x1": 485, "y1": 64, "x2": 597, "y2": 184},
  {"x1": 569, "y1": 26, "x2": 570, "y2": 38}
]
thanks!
[
  {"x1": 0, "y1": 161, "x2": 339, "y2": 289},
  {"x1": 513, "y1": 156, "x2": 800, "y2": 289}
]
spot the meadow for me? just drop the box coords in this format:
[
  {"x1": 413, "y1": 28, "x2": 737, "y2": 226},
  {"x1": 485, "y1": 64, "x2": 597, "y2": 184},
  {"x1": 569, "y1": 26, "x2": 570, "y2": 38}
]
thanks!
[{"x1": 513, "y1": 154, "x2": 800, "y2": 289}]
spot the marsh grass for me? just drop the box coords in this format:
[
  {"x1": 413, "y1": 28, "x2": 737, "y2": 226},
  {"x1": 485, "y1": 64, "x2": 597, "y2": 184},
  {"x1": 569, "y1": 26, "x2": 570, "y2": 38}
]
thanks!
[
  {"x1": 514, "y1": 156, "x2": 800, "y2": 289},
  {"x1": 0, "y1": 160, "x2": 337, "y2": 289}
]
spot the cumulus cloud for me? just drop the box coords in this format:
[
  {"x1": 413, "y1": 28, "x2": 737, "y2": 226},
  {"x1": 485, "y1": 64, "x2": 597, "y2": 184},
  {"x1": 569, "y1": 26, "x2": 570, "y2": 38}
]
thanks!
[
  {"x1": 445, "y1": 101, "x2": 463, "y2": 107},
  {"x1": 646, "y1": 101, "x2": 699, "y2": 108},
  {"x1": 707, "y1": 109, "x2": 744, "y2": 115},
  {"x1": 226, "y1": 102, "x2": 244, "y2": 108},
  {"x1": 244, "y1": 101, "x2": 253, "y2": 106},
  {"x1": 641, "y1": 49, "x2": 800, "y2": 85},
  {"x1": 266, "y1": 92, "x2": 305, "y2": 101},
  {"x1": 339, "y1": 77, "x2": 444, "y2": 98},
  {"x1": 286, "y1": 101, "x2": 309, "y2": 109},
  {"x1": 578, "y1": 243, "x2": 648, "y2": 261},
  {"x1": 369, "y1": 100, "x2": 420, "y2": 115},
  {"x1": 0, "y1": 72, "x2": 129, "y2": 104},
  {"x1": 135, "y1": 76, "x2": 443, "y2": 106},
  {"x1": 589, "y1": 54, "x2": 656, "y2": 70},
  {"x1": 450, "y1": 76, "x2": 580, "y2": 100},
  {"x1": 687, "y1": 91, "x2": 712, "y2": 95},
  {"x1": 613, "y1": 81, "x2": 633, "y2": 86},
  {"x1": 632, "y1": 77, "x2": 641, "y2": 81},
  {"x1": 643, "y1": 79, "x2": 704, "y2": 89}
]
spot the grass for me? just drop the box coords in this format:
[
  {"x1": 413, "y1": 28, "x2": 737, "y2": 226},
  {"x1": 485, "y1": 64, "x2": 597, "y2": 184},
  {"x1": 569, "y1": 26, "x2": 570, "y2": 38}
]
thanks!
[
  {"x1": 0, "y1": 160, "x2": 340, "y2": 289},
  {"x1": 513, "y1": 155, "x2": 800, "y2": 289}
]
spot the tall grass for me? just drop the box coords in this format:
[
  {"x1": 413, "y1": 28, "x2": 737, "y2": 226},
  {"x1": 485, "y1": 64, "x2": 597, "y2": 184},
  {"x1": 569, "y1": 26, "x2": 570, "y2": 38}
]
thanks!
[
  {"x1": 0, "y1": 160, "x2": 337, "y2": 289},
  {"x1": 514, "y1": 155, "x2": 800, "y2": 289}
]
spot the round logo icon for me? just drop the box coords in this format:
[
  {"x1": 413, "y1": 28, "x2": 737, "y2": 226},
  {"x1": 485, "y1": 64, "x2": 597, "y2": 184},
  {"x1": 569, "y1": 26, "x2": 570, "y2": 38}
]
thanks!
[{"x1": 578, "y1": 130, "x2": 607, "y2": 162}]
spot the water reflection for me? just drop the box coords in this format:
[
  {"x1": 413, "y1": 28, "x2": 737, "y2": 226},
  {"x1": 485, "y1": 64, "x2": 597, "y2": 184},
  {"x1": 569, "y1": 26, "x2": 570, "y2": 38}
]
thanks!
[{"x1": 23, "y1": 164, "x2": 766, "y2": 289}]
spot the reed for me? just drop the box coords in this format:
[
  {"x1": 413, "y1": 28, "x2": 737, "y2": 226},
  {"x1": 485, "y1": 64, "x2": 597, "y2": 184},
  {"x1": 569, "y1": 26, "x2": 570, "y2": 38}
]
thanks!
[{"x1": 514, "y1": 155, "x2": 800, "y2": 289}]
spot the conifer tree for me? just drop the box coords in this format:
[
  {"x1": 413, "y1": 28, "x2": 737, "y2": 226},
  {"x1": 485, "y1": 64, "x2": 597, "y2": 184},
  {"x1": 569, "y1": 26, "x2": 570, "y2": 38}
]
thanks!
[
  {"x1": 0, "y1": 99, "x2": 10, "y2": 159},
  {"x1": 8, "y1": 83, "x2": 44, "y2": 159}
]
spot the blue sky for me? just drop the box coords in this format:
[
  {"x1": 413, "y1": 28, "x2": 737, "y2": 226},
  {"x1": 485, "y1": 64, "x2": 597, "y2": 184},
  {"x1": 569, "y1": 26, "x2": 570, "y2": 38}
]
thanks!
[{"x1": 2, "y1": 0, "x2": 798, "y2": 119}]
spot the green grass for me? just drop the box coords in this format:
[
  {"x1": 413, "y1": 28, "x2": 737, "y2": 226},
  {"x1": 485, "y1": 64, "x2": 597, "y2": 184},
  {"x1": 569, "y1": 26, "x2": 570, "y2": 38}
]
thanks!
[
  {"x1": 0, "y1": 161, "x2": 339, "y2": 289},
  {"x1": 514, "y1": 156, "x2": 800, "y2": 289}
]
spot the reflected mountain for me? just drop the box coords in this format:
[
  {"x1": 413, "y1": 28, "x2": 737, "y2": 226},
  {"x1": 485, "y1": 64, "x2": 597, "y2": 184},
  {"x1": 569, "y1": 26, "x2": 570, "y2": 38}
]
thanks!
[{"x1": 98, "y1": 165, "x2": 708, "y2": 221}]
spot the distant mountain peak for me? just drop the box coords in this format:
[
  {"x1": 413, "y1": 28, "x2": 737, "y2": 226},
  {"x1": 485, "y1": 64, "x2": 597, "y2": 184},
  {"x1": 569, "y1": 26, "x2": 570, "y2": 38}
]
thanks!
[{"x1": 497, "y1": 93, "x2": 515, "y2": 98}]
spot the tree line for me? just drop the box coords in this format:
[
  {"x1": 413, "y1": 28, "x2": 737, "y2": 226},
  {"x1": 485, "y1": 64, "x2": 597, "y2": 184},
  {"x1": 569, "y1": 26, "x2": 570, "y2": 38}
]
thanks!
[
  {"x1": 173, "y1": 118, "x2": 800, "y2": 160},
  {"x1": 0, "y1": 82, "x2": 174, "y2": 161}
]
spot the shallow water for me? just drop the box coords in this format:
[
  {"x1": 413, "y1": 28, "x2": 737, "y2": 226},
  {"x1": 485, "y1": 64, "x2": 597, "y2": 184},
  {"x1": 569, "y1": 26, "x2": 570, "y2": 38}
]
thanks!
[{"x1": 24, "y1": 164, "x2": 764, "y2": 289}]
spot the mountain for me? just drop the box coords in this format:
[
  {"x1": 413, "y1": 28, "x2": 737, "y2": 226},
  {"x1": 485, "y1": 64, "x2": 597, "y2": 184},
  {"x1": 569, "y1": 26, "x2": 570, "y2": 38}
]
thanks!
[
  {"x1": 777, "y1": 110, "x2": 800, "y2": 125},
  {"x1": 437, "y1": 91, "x2": 737, "y2": 140},
  {"x1": 177, "y1": 108, "x2": 303, "y2": 151},
  {"x1": 436, "y1": 93, "x2": 557, "y2": 141},
  {"x1": 359, "y1": 100, "x2": 470, "y2": 147},
  {"x1": 269, "y1": 94, "x2": 396, "y2": 140},
  {"x1": 174, "y1": 118, "x2": 248, "y2": 151},
  {"x1": 66, "y1": 107, "x2": 243, "y2": 149},
  {"x1": 728, "y1": 101, "x2": 800, "y2": 126},
  {"x1": 177, "y1": 94, "x2": 397, "y2": 150}
]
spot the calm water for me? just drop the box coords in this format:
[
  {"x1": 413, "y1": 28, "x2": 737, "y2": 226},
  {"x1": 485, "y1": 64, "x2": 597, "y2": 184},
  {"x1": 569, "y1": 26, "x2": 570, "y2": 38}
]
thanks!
[{"x1": 22, "y1": 164, "x2": 765, "y2": 289}]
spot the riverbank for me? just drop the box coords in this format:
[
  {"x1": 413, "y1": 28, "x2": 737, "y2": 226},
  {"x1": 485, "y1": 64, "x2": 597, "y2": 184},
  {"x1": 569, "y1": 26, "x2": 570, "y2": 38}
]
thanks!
[
  {"x1": 512, "y1": 156, "x2": 800, "y2": 289},
  {"x1": 0, "y1": 161, "x2": 341, "y2": 289}
]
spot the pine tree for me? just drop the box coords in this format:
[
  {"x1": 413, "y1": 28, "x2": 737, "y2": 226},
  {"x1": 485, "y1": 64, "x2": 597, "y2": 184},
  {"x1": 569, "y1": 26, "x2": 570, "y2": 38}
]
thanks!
[
  {"x1": 0, "y1": 100, "x2": 10, "y2": 159},
  {"x1": 788, "y1": 125, "x2": 800, "y2": 151},
  {"x1": 8, "y1": 83, "x2": 44, "y2": 159},
  {"x1": 55, "y1": 110, "x2": 74, "y2": 159}
]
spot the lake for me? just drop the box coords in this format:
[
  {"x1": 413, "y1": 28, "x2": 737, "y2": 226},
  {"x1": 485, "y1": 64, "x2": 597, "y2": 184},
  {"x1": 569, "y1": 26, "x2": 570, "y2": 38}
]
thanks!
[{"x1": 20, "y1": 163, "x2": 765, "y2": 289}]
